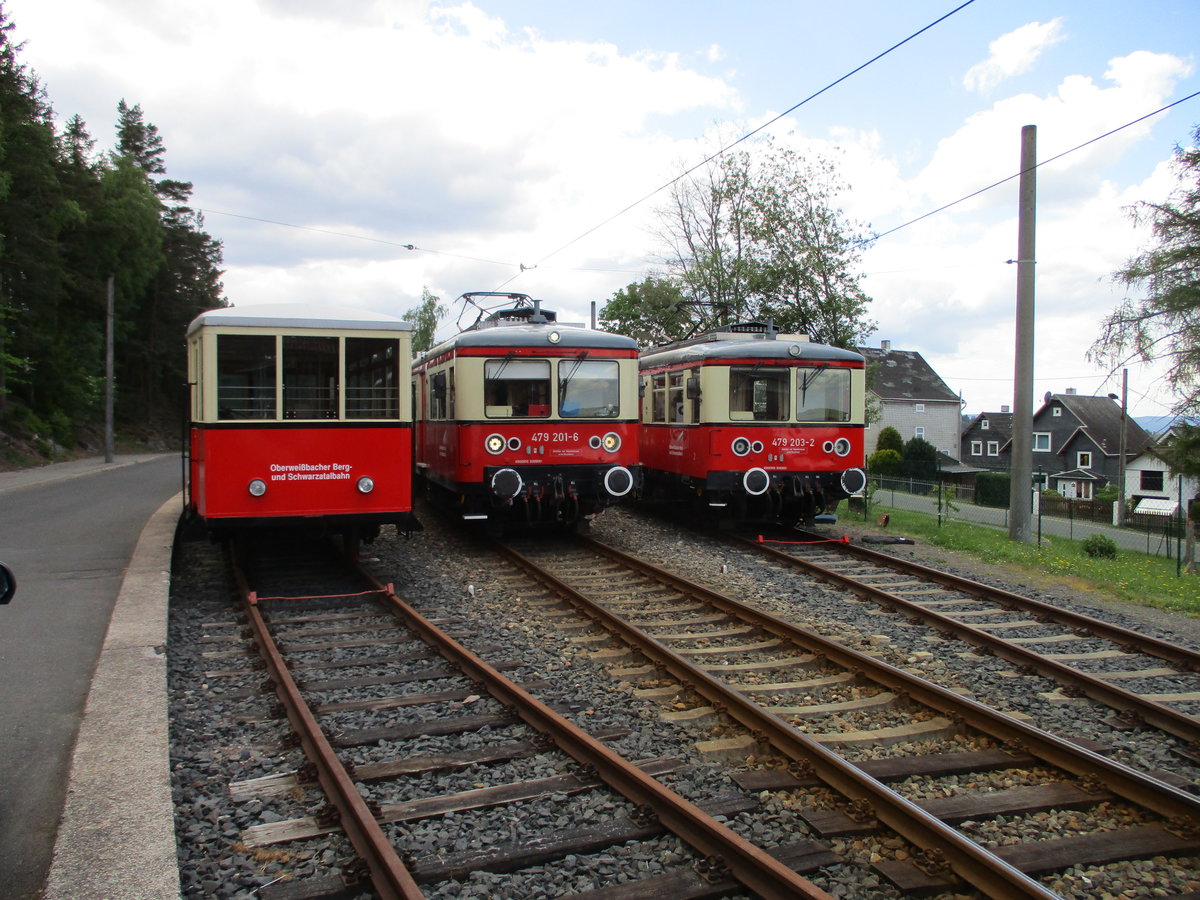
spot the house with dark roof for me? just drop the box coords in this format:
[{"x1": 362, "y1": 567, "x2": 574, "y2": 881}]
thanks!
[
  {"x1": 859, "y1": 342, "x2": 962, "y2": 461},
  {"x1": 960, "y1": 409, "x2": 1013, "y2": 472},
  {"x1": 1031, "y1": 390, "x2": 1152, "y2": 499}
]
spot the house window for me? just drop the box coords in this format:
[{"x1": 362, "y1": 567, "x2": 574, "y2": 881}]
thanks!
[
  {"x1": 1078, "y1": 481, "x2": 1093, "y2": 500},
  {"x1": 1141, "y1": 470, "x2": 1164, "y2": 491},
  {"x1": 970, "y1": 441, "x2": 982, "y2": 456},
  {"x1": 915, "y1": 403, "x2": 925, "y2": 413},
  {"x1": 1033, "y1": 432, "x2": 1051, "y2": 451},
  {"x1": 981, "y1": 419, "x2": 990, "y2": 430},
  {"x1": 914, "y1": 426, "x2": 925, "y2": 440},
  {"x1": 987, "y1": 441, "x2": 999, "y2": 456},
  {"x1": 1077, "y1": 452, "x2": 1092, "y2": 469},
  {"x1": 1053, "y1": 407, "x2": 1062, "y2": 417}
]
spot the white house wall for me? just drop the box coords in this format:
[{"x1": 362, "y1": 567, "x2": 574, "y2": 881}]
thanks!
[{"x1": 866, "y1": 399, "x2": 962, "y2": 459}]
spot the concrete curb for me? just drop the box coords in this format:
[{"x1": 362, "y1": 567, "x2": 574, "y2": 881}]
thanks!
[{"x1": 43, "y1": 492, "x2": 183, "y2": 900}]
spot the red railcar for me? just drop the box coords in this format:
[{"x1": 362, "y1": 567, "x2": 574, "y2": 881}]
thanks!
[
  {"x1": 413, "y1": 293, "x2": 641, "y2": 531},
  {"x1": 639, "y1": 321, "x2": 867, "y2": 525},
  {"x1": 185, "y1": 304, "x2": 419, "y2": 542}
]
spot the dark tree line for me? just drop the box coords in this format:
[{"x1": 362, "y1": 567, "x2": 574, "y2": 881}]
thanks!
[{"x1": 0, "y1": 3, "x2": 223, "y2": 453}]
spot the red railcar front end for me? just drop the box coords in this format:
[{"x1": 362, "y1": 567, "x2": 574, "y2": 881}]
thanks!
[{"x1": 190, "y1": 424, "x2": 414, "y2": 528}]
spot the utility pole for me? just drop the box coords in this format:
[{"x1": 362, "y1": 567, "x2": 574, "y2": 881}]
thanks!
[
  {"x1": 1009, "y1": 125, "x2": 1037, "y2": 543},
  {"x1": 1117, "y1": 367, "x2": 1127, "y2": 525},
  {"x1": 105, "y1": 274, "x2": 114, "y2": 464}
]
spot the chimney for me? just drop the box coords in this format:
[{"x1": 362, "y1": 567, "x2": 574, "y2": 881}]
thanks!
[
  {"x1": 1065, "y1": 387, "x2": 1077, "y2": 395},
  {"x1": 880, "y1": 340, "x2": 891, "y2": 353},
  {"x1": 1001, "y1": 405, "x2": 1010, "y2": 413}
]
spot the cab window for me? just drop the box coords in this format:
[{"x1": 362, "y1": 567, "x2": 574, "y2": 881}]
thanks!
[
  {"x1": 797, "y1": 367, "x2": 851, "y2": 422},
  {"x1": 729, "y1": 366, "x2": 789, "y2": 421},
  {"x1": 559, "y1": 359, "x2": 619, "y2": 417},
  {"x1": 484, "y1": 359, "x2": 550, "y2": 417}
]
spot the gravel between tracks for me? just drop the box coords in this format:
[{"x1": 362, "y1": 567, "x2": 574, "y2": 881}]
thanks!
[{"x1": 169, "y1": 506, "x2": 1200, "y2": 899}]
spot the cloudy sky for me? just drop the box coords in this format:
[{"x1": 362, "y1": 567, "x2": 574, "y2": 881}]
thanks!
[{"x1": 7, "y1": 0, "x2": 1199, "y2": 417}]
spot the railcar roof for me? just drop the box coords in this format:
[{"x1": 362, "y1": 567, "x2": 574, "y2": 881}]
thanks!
[
  {"x1": 640, "y1": 337, "x2": 863, "y2": 367},
  {"x1": 187, "y1": 303, "x2": 413, "y2": 336},
  {"x1": 416, "y1": 323, "x2": 636, "y2": 364}
]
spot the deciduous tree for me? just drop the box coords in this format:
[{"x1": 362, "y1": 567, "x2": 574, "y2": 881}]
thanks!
[{"x1": 1091, "y1": 125, "x2": 1200, "y2": 416}]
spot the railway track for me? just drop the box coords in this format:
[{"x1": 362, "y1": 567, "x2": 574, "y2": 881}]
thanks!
[
  {"x1": 189, "y1": 534, "x2": 840, "y2": 899},
  {"x1": 497, "y1": 530, "x2": 1200, "y2": 898},
  {"x1": 732, "y1": 525, "x2": 1200, "y2": 745}
]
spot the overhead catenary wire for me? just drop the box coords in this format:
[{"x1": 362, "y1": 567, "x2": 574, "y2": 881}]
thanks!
[
  {"x1": 862, "y1": 88, "x2": 1200, "y2": 247},
  {"x1": 494, "y1": 0, "x2": 980, "y2": 288}
]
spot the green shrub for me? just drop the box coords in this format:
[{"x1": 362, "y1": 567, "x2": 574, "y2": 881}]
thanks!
[
  {"x1": 976, "y1": 471, "x2": 1010, "y2": 508},
  {"x1": 1081, "y1": 534, "x2": 1117, "y2": 559},
  {"x1": 868, "y1": 448, "x2": 902, "y2": 477}
]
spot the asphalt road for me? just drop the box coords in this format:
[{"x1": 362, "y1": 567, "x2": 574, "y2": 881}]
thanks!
[{"x1": 0, "y1": 454, "x2": 180, "y2": 899}]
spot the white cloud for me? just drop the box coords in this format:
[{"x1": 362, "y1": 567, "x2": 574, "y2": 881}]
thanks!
[{"x1": 963, "y1": 18, "x2": 1066, "y2": 93}]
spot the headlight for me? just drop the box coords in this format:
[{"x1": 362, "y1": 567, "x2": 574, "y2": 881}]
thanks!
[
  {"x1": 485, "y1": 433, "x2": 506, "y2": 455},
  {"x1": 833, "y1": 437, "x2": 852, "y2": 457},
  {"x1": 356, "y1": 476, "x2": 375, "y2": 494},
  {"x1": 602, "y1": 432, "x2": 621, "y2": 452},
  {"x1": 731, "y1": 437, "x2": 751, "y2": 457},
  {"x1": 247, "y1": 478, "x2": 267, "y2": 497}
]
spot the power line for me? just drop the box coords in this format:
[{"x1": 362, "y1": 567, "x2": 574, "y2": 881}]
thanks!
[
  {"x1": 862, "y1": 88, "x2": 1200, "y2": 246},
  {"x1": 494, "y1": 0, "x2": 979, "y2": 288},
  {"x1": 196, "y1": 208, "x2": 517, "y2": 268}
]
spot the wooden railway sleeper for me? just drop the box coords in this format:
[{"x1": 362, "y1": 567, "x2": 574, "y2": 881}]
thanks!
[{"x1": 1169, "y1": 815, "x2": 1200, "y2": 840}]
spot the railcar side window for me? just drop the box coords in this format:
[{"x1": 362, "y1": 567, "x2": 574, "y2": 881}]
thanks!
[
  {"x1": 796, "y1": 367, "x2": 851, "y2": 422},
  {"x1": 283, "y1": 336, "x2": 338, "y2": 419},
  {"x1": 729, "y1": 367, "x2": 789, "y2": 421},
  {"x1": 668, "y1": 373, "x2": 685, "y2": 422},
  {"x1": 484, "y1": 359, "x2": 550, "y2": 417},
  {"x1": 650, "y1": 374, "x2": 667, "y2": 422},
  {"x1": 430, "y1": 370, "x2": 447, "y2": 420},
  {"x1": 558, "y1": 359, "x2": 619, "y2": 417},
  {"x1": 345, "y1": 338, "x2": 400, "y2": 419},
  {"x1": 217, "y1": 335, "x2": 276, "y2": 419}
]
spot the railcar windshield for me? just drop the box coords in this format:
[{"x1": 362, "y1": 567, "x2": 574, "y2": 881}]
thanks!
[
  {"x1": 217, "y1": 335, "x2": 276, "y2": 419},
  {"x1": 345, "y1": 337, "x2": 400, "y2": 419},
  {"x1": 559, "y1": 359, "x2": 619, "y2": 417},
  {"x1": 283, "y1": 336, "x2": 338, "y2": 419},
  {"x1": 729, "y1": 366, "x2": 789, "y2": 421},
  {"x1": 797, "y1": 366, "x2": 852, "y2": 422},
  {"x1": 484, "y1": 358, "x2": 551, "y2": 417}
]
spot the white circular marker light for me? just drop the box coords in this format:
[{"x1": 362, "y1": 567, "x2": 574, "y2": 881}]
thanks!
[
  {"x1": 732, "y1": 437, "x2": 751, "y2": 457},
  {"x1": 486, "y1": 433, "x2": 506, "y2": 455},
  {"x1": 602, "y1": 432, "x2": 621, "y2": 452},
  {"x1": 356, "y1": 476, "x2": 375, "y2": 494},
  {"x1": 247, "y1": 478, "x2": 267, "y2": 497},
  {"x1": 548, "y1": 331, "x2": 561, "y2": 343}
]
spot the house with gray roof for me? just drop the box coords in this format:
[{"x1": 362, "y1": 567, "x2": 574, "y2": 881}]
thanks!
[
  {"x1": 859, "y1": 342, "x2": 962, "y2": 461},
  {"x1": 1031, "y1": 390, "x2": 1152, "y2": 499}
]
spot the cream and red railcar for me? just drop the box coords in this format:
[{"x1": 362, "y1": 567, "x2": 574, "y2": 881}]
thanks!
[
  {"x1": 185, "y1": 304, "x2": 419, "y2": 541},
  {"x1": 638, "y1": 321, "x2": 867, "y2": 525},
  {"x1": 413, "y1": 293, "x2": 641, "y2": 530}
]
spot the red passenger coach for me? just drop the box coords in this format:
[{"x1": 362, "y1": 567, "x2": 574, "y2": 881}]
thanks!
[
  {"x1": 185, "y1": 304, "x2": 420, "y2": 542},
  {"x1": 639, "y1": 321, "x2": 867, "y2": 526},
  {"x1": 413, "y1": 293, "x2": 641, "y2": 531}
]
